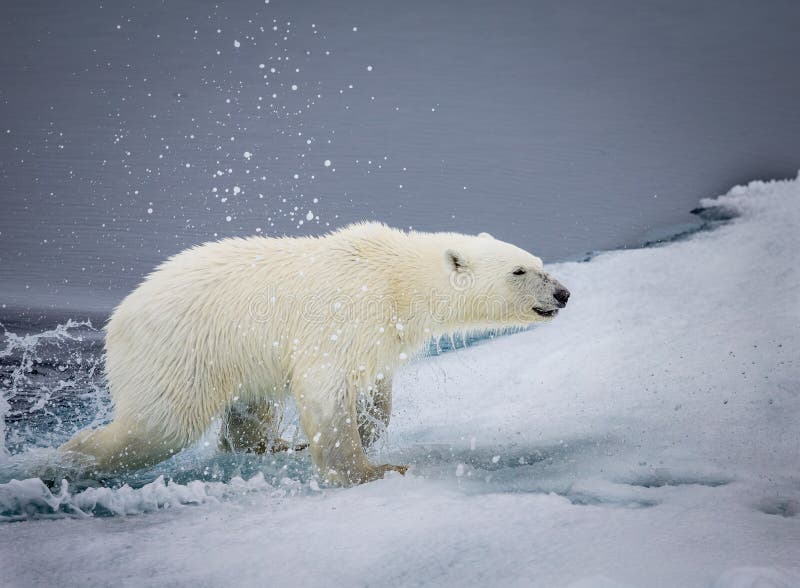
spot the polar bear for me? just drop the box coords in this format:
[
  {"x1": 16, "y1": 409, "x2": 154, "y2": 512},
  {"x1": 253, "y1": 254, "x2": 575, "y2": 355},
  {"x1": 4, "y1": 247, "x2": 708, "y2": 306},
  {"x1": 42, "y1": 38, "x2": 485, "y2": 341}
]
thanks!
[{"x1": 61, "y1": 223, "x2": 569, "y2": 485}]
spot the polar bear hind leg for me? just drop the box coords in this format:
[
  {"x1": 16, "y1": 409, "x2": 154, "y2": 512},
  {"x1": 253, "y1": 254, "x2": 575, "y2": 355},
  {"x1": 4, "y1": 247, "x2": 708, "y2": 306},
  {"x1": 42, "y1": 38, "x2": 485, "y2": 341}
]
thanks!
[{"x1": 60, "y1": 418, "x2": 185, "y2": 473}]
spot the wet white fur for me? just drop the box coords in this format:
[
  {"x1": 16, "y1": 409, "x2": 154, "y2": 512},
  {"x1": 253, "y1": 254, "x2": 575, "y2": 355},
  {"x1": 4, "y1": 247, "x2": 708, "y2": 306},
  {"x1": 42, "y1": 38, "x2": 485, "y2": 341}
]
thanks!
[{"x1": 61, "y1": 222, "x2": 560, "y2": 484}]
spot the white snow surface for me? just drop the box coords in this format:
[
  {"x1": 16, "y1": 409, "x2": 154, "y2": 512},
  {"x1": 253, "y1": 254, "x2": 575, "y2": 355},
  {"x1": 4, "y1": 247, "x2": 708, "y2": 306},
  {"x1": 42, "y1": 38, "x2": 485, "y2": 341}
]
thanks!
[{"x1": 1, "y1": 176, "x2": 800, "y2": 587}]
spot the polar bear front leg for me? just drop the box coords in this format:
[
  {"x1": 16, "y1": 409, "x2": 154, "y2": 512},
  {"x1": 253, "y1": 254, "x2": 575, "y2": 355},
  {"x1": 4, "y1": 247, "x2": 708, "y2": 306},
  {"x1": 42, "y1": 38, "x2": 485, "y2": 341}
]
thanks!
[
  {"x1": 358, "y1": 378, "x2": 392, "y2": 448},
  {"x1": 293, "y1": 377, "x2": 406, "y2": 486}
]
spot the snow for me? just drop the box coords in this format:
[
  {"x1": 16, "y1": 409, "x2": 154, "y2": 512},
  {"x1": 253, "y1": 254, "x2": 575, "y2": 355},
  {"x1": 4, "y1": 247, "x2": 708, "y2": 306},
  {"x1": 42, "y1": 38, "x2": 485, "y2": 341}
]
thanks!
[{"x1": 1, "y1": 176, "x2": 800, "y2": 587}]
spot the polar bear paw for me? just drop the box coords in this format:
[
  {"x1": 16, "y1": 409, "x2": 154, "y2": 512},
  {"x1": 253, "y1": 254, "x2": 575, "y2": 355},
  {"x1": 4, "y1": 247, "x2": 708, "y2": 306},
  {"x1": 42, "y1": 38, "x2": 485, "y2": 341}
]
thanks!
[
  {"x1": 324, "y1": 462, "x2": 408, "y2": 486},
  {"x1": 252, "y1": 439, "x2": 309, "y2": 454},
  {"x1": 379, "y1": 463, "x2": 408, "y2": 476}
]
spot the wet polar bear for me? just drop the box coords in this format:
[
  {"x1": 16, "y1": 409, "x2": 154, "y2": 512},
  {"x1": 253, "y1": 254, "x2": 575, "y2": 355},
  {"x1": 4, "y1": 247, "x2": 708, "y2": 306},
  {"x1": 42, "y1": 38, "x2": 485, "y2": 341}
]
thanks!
[{"x1": 61, "y1": 223, "x2": 569, "y2": 485}]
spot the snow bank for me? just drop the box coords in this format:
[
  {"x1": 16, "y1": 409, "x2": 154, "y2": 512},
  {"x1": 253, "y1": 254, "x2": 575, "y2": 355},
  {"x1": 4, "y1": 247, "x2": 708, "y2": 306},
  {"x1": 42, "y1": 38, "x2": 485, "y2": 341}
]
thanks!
[{"x1": 1, "y1": 176, "x2": 799, "y2": 587}]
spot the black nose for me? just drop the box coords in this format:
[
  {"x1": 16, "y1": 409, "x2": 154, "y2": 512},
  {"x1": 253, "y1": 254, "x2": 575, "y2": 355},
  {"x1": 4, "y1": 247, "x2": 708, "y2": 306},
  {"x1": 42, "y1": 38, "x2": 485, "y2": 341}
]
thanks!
[{"x1": 553, "y1": 287, "x2": 570, "y2": 306}]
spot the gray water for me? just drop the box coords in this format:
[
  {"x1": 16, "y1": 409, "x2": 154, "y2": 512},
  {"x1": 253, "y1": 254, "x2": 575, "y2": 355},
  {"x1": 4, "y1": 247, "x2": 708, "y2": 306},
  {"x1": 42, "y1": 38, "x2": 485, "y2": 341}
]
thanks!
[{"x1": 2, "y1": 0, "x2": 800, "y2": 320}]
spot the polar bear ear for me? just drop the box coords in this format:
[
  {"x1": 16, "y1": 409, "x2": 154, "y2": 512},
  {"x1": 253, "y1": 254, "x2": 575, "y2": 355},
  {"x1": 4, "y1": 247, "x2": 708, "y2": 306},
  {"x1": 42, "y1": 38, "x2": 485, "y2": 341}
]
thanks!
[
  {"x1": 478, "y1": 232, "x2": 494, "y2": 239},
  {"x1": 445, "y1": 249, "x2": 469, "y2": 272}
]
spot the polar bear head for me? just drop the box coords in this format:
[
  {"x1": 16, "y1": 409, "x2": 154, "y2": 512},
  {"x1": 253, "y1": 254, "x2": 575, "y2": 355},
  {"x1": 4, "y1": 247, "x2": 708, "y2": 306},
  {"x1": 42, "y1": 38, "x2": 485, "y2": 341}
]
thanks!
[{"x1": 438, "y1": 231, "x2": 570, "y2": 329}]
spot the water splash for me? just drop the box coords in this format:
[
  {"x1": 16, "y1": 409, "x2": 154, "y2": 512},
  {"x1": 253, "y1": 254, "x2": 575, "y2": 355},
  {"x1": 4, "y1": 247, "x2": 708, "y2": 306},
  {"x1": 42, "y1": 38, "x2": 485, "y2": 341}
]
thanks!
[
  {"x1": 0, "y1": 319, "x2": 109, "y2": 459},
  {"x1": 0, "y1": 470, "x2": 315, "y2": 522}
]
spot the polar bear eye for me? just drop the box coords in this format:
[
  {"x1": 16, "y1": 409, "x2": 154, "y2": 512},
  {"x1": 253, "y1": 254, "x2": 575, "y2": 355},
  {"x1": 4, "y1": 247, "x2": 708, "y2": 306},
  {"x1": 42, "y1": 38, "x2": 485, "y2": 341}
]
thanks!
[{"x1": 512, "y1": 267, "x2": 526, "y2": 276}]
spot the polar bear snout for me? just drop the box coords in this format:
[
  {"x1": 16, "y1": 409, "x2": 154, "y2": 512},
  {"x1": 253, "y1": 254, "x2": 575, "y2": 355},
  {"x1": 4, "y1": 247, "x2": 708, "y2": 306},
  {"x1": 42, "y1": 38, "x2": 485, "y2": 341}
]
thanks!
[
  {"x1": 529, "y1": 276, "x2": 570, "y2": 319},
  {"x1": 553, "y1": 284, "x2": 570, "y2": 307}
]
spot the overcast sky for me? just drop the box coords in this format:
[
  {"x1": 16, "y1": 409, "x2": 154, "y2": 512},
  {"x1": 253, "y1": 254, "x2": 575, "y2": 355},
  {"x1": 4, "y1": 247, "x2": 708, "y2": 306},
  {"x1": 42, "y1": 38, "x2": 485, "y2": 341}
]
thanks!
[{"x1": 2, "y1": 0, "x2": 799, "y2": 314}]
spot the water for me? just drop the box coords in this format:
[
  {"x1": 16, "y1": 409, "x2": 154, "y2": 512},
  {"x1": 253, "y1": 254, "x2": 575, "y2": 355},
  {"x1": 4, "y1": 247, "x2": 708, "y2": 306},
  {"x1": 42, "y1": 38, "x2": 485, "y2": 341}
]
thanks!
[{"x1": 2, "y1": 0, "x2": 799, "y2": 319}]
